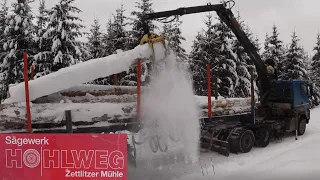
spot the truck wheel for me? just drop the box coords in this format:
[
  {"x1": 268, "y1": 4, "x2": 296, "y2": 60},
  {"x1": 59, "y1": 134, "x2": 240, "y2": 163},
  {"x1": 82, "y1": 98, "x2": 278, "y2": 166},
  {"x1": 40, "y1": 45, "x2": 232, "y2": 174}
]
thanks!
[
  {"x1": 239, "y1": 130, "x2": 255, "y2": 153},
  {"x1": 254, "y1": 128, "x2": 270, "y2": 148},
  {"x1": 298, "y1": 118, "x2": 307, "y2": 136}
]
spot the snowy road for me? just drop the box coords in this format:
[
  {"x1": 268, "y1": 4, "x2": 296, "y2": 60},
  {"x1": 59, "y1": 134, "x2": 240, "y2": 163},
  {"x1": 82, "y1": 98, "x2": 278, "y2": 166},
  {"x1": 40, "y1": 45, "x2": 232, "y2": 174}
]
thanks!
[{"x1": 129, "y1": 107, "x2": 320, "y2": 180}]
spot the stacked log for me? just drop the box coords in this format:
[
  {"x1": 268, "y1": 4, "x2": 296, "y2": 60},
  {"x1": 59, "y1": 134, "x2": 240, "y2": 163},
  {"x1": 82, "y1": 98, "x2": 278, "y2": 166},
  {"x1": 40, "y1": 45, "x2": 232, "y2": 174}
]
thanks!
[{"x1": 0, "y1": 85, "x2": 253, "y2": 132}]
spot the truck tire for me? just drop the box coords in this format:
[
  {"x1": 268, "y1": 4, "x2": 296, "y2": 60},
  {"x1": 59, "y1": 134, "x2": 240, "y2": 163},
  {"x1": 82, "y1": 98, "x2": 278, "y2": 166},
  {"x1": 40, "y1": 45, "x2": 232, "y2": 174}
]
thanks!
[
  {"x1": 239, "y1": 130, "x2": 255, "y2": 153},
  {"x1": 298, "y1": 118, "x2": 307, "y2": 136},
  {"x1": 254, "y1": 128, "x2": 270, "y2": 148}
]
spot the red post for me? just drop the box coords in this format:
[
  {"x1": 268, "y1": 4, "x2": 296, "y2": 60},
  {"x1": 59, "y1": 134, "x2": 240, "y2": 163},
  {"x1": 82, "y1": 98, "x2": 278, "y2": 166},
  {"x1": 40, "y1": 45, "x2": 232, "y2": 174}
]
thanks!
[
  {"x1": 137, "y1": 59, "x2": 141, "y2": 121},
  {"x1": 207, "y1": 64, "x2": 212, "y2": 118},
  {"x1": 23, "y1": 52, "x2": 32, "y2": 133}
]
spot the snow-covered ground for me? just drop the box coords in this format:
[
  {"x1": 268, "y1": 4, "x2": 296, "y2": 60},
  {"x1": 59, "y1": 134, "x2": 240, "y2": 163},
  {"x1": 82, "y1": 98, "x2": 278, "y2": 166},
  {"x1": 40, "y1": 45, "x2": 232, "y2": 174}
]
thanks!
[{"x1": 128, "y1": 106, "x2": 320, "y2": 180}]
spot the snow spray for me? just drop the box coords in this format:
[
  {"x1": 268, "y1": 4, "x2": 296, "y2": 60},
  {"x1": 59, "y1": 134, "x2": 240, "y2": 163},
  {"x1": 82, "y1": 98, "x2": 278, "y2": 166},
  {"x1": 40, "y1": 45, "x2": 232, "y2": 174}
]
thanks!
[{"x1": 139, "y1": 50, "x2": 201, "y2": 164}]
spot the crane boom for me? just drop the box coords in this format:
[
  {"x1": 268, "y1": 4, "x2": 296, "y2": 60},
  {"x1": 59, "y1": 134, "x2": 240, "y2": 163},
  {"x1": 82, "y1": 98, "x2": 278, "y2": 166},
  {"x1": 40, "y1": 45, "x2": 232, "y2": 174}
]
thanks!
[{"x1": 143, "y1": 2, "x2": 270, "y2": 105}]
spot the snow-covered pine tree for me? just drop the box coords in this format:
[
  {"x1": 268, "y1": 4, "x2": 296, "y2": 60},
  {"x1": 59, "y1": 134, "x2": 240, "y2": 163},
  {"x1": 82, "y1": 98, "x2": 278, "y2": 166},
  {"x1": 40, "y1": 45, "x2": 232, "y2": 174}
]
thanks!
[
  {"x1": 309, "y1": 34, "x2": 320, "y2": 106},
  {"x1": 43, "y1": 0, "x2": 86, "y2": 72},
  {"x1": 127, "y1": 0, "x2": 156, "y2": 50},
  {"x1": 231, "y1": 12, "x2": 255, "y2": 98},
  {"x1": 90, "y1": 19, "x2": 115, "y2": 85},
  {"x1": 104, "y1": 18, "x2": 115, "y2": 56},
  {"x1": 78, "y1": 41, "x2": 91, "y2": 62},
  {"x1": 0, "y1": 0, "x2": 8, "y2": 53},
  {"x1": 87, "y1": 18, "x2": 104, "y2": 59},
  {"x1": 35, "y1": 0, "x2": 47, "y2": 38},
  {"x1": 93, "y1": 5, "x2": 129, "y2": 85},
  {"x1": 122, "y1": 0, "x2": 157, "y2": 86},
  {"x1": 212, "y1": 18, "x2": 238, "y2": 98},
  {"x1": 282, "y1": 31, "x2": 308, "y2": 80},
  {"x1": 302, "y1": 52, "x2": 319, "y2": 107},
  {"x1": 189, "y1": 31, "x2": 208, "y2": 96},
  {"x1": 0, "y1": 0, "x2": 9, "y2": 100},
  {"x1": 0, "y1": 0, "x2": 35, "y2": 100},
  {"x1": 311, "y1": 34, "x2": 320, "y2": 86},
  {"x1": 33, "y1": 0, "x2": 53, "y2": 79},
  {"x1": 110, "y1": 4, "x2": 129, "y2": 52},
  {"x1": 161, "y1": 18, "x2": 187, "y2": 61},
  {"x1": 189, "y1": 13, "x2": 220, "y2": 96},
  {"x1": 109, "y1": 4, "x2": 130, "y2": 86},
  {"x1": 262, "y1": 24, "x2": 285, "y2": 78}
]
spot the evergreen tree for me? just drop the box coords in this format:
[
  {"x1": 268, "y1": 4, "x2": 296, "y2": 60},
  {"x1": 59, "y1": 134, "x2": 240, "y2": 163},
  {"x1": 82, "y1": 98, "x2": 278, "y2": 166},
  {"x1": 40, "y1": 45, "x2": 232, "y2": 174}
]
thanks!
[
  {"x1": 190, "y1": 13, "x2": 238, "y2": 98},
  {"x1": 110, "y1": 5, "x2": 130, "y2": 85},
  {"x1": 35, "y1": 0, "x2": 47, "y2": 38},
  {"x1": 104, "y1": 18, "x2": 115, "y2": 56},
  {"x1": 1, "y1": 0, "x2": 35, "y2": 100},
  {"x1": 310, "y1": 34, "x2": 320, "y2": 106},
  {"x1": 232, "y1": 13, "x2": 258, "y2": 98},
  {"x1": 122, "y1": 0, "x2": 156, "y2": 86},
  {"x1": 282, "y1": 31, "x2": 308, "y2": 80},
  {"x1": 127, "y1": 0, "x2": 157, "y2": 50},
  {"x1": 189, "y1": 31, "x2": 207, "y2": 96},
  {"x1": 161, "y1": 18, "x2": 187, "y2": 61},
  {"x1": 43, "y1": 0, "x2": 86, "y2": 71},
  {"x1": 110, "y1": 4, "x2": 129, "y2": 52},
  {"x1": 262, "y1": 25, "x2": 285, "y2": 78},
  {"x1": 33, "y1": 0, "x2": 52, "y2": 79},
  {"x1": 0, "y1": 0, "x2": 8, "y2": 53},
  {"x1": 91, "y1": 18, "x2": 114, "y2": 85},
  {"x1": 311, "y1": 34, "x2": 320, "y2": 86},
  {"x1": 87, "y1": 18, "x2": 104, "y2": 59},
  {"x1": 190, "y1": 14, "x2": 219, "y2": 96},
  {"x1": 78, "y1": 41, "x2": 91, "y2": 62},
  {"x1": 93, "y1": 5, "x2": 129, "y2": 85},
  {"x1": 212, "y1": 19, "x2": 238, "y2": 97},
  {"x1": 0, "y1": 0, "x2": 9, "y2": 100}
]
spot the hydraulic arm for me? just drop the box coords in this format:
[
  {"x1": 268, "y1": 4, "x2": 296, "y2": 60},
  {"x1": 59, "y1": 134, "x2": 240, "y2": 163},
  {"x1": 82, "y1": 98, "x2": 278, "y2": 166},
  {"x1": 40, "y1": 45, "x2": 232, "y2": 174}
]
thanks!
[{"x1": 142, "y1": 1, "x2": 270, "y2": 105}]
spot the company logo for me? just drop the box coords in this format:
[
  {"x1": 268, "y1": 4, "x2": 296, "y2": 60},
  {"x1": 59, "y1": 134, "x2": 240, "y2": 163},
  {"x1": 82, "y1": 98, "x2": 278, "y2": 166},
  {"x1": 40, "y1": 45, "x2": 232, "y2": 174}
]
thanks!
[{"x1": 0, "y1": 134, "x2": 127, "y2": 179}]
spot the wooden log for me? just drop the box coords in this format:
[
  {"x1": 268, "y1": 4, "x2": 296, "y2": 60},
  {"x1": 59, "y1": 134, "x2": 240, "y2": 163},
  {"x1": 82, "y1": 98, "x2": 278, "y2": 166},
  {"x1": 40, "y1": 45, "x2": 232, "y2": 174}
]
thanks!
[
  {"x1": 59, "y1": 85, "x2": 146, "y2": 97},
  {"x1": 0, "y1": 105, "x2": 251, "y2": 132}
]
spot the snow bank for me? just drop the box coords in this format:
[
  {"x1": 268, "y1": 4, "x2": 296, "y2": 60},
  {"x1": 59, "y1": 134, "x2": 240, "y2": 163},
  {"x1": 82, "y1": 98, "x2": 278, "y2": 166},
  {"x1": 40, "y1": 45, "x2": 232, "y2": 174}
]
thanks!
[{"x1": 5, "y1": 42, "x2": 167, "y2": 104}]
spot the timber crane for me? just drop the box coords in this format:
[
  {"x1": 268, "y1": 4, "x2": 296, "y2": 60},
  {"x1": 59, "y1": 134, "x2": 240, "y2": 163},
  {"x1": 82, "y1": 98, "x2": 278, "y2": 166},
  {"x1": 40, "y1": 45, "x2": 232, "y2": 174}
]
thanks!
[
  {"x1": 136, "y1": 1, "x2": 312, "y2": 157},
  {"x1": 141, "y1": 0, "x2": 270, "y2": 105}
]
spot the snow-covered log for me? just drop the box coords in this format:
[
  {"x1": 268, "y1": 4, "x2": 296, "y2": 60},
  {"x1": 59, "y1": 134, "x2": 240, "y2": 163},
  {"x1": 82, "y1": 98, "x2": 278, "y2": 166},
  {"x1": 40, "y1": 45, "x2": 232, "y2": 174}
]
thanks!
[
  {"x1": 4, "y1": 42, "x2": 167, "y2": 104},
  {"x1": 0, "y1": 95, "x2": 252, "y2": 132},
  {"x1": 59, "y1": 84, "x2": 143, "y2": 97},
  {"x1": 0, "y1": 102, "x2": 137, "y2": 132}
]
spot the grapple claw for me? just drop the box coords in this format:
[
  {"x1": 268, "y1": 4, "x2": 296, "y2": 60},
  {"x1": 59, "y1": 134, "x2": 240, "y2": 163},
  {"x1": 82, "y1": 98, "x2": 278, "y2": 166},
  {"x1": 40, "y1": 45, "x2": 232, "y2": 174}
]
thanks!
[{"x1": 140, "y1": 32, "x2": 168, "y2": 63}]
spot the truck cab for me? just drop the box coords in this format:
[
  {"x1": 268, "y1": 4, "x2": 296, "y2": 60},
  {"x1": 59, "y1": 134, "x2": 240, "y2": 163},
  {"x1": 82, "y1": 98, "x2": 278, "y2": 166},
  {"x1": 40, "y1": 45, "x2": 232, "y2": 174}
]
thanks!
[
  {"x1": 269, "y1": 80, "x2": 311, "y2": 109},
  {"x1": 267, "y1": 80, "x2": 311, "y2": 124}
]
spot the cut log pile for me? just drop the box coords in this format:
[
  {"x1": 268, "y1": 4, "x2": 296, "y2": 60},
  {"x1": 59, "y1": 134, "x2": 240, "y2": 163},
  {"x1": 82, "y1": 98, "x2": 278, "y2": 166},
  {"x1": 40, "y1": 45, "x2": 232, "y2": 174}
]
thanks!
[{"x1": 0, "y1": 85, "x2": 253, "y2": 132}]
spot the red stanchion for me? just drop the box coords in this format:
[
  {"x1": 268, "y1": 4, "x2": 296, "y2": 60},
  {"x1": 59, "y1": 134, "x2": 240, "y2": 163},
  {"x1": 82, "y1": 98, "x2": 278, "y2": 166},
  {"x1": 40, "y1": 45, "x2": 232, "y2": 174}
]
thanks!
[
  {"x1": 137, "y1": 59, "x2": 141, "y2": 121},
  {"x1": 114, "y1": 74, "x2": 118, "y2": 86},
  {"x1": 207, "y1": 64, "x2": 212, "y2": 118},
  {"x1": 23, "y1": 52, "x2": 32, "y2": 133}
]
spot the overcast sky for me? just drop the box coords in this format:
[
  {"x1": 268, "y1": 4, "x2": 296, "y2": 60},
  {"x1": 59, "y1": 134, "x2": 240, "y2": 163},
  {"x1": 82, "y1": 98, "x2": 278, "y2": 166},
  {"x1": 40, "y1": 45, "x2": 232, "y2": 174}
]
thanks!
[{"x1": 16, "y1": 0, "x2": 320, "y2": 55}]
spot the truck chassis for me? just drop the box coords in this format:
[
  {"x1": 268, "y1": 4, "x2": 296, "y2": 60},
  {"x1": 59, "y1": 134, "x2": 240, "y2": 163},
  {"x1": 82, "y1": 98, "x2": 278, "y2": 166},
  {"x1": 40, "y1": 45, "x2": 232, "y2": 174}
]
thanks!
[{"x1": 200, "y1": 107, "x2": 309, "y2": 156}]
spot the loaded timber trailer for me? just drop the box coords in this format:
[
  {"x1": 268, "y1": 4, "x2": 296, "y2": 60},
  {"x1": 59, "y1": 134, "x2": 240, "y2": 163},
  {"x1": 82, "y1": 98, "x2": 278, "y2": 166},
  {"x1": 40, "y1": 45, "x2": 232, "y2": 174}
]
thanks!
[{"x1": 141, "y1": 0, "x2": 313, "y2": 156}]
